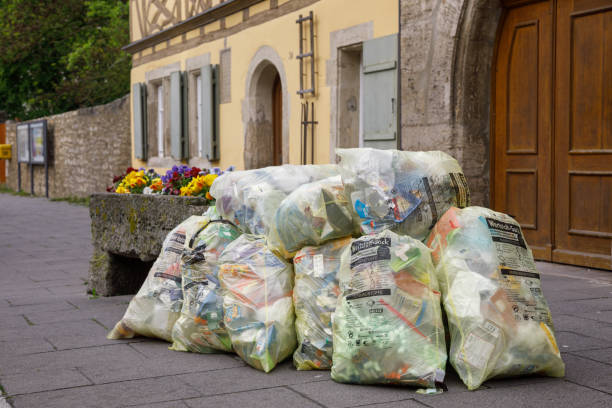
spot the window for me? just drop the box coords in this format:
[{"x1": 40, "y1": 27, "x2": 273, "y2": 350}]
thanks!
[
  {"x1": 196, "y1": 74, "x2": 203, "y2": 158},
  {"x1": 157, "y1": 84, "x2": 164, "y2": 157}
]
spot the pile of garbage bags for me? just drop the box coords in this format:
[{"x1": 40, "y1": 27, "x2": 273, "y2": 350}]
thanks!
[
  {"x1": 427, "y1": 206, "x2": 565, "y2": 389},
  {"x1": 108, "y1": 147, "x2": 564, "y2": 391},
  {"x1": 331, "y1": 230, "x2": 447, "y2": 387}
]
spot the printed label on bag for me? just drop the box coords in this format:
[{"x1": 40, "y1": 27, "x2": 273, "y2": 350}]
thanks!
[
  {"x1": 461, "y1": 332, "x2": 494, "y2": 370},
  {"x1": 313, "y1": 254, "x2": 325, "y2": 278}
]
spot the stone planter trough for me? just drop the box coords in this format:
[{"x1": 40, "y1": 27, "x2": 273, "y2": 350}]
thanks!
[{"x1": 88, "y1": 193, "x2": 209, "y2": 296}]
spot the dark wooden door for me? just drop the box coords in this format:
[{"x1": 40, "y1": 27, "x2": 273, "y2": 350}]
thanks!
[
  {"x1": 272, "y1": 75, "x2": 282, "y2": 166},
  {"x1": 493, "y1": 0, "x2": 554, "y2": 261},
  {"x1": 553, "y1": 0, "x2": 612, "y2": 269},
  {"x1": 494, "y1": 0, "x2": 612, "y2": 270}
]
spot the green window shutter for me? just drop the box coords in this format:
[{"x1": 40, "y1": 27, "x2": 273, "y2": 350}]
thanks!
[
  {"x1": 170, "y1": 70, "x2": 188, "y2": 160},
  {"x1": 200, "y1": 64, "x2": 220, "y2": 161},
  {"x1": 132, "y1": 83, "x2": 147, "y2": 160},
  {"x1": 362, "y1": 34, "x2": 398, "y2": 150}
]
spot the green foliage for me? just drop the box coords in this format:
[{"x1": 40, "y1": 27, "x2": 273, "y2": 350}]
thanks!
[{"x1": 0, "y1": 0, "x2": 131, "y2": 120}]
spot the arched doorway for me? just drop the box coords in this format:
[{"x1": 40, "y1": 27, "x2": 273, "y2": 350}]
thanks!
[
  {"x1": 492, "y1": 0, "x2": 612, "y2": 270},
  {"x1": 244, "y1": 46, "x2": 289, "y2": 169}
]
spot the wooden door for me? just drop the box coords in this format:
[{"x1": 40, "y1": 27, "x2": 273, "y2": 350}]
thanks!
[
  {"x1": 272, "y1": 74, "x2": 282, "y2": 166},
  {"x1": 553, "y1": 0, "x2": 612, "y2": 269},
  {"x1": 493, "y1": 0, "x2": 554, "y2": 260}
]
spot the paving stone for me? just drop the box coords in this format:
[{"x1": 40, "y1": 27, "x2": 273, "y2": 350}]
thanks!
[
  {"x1": 80, "y1": 345, "x2": 245, "y2": 384},
  {"x1": 413, "y1": 379, "x2": 611, "y2": 408},
  {"x1": 0, "y1": 337, "x2": 55, "y2": 356},
  {"x1": 572, "y1": 347, "x2": 612, "y2": 365},
  {"x1": 548, "y1": 298, "x2": 612, "y2": 315},
  {"x1": 130, "y1": 400, "x2": 190, "y2": 408},
  {"x1": 356, "y1": 400, "x2": 430, "y2": 408},
  {"x1": 0, "y1": 344, "x2": 144, "y2": 376},
  {"x1": 184, "y1": 387, "x2": 323, "y2": 408},
  {"x1": 9, "y1": 375, "x2": 202, "y2": 408},
  {"x1": 0, "y1": 314, "x2": 31, "y2": 330},
  {"x1": 555, "y1": 331, "x2": 612, "y2": 352},
  {"x1": 288, "y1": 380, "x2": 425, "y2": 408},
  {"x1": 0, "y1": 367, "x2": 91, "y2": 395},
  {"x1": 562, "y1": 354, "x2": 612, "y2": 394},
  {"x1": 178, "y1": 360, "x2": 329, "y2": 397},
  {"x1": 572, "y1": 310, "x2": 612, "y2": 325},
  {"x1": 551, "y1": 314, "x2": 612, "y2": 342}
]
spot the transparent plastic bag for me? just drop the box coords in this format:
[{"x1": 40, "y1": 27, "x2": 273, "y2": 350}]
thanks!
[
  {"x1": 337, "y1": 148, "x2": 470, "y2": 241},
  {"x1": 271, "y1": 176, "x2": 354, "y2": 255},
  {"x1": 427, "y1": 206, "x2": 565, "y2": 390},
  {"x1": 170, "y1": 220, "x2": 242, "y2": 353},
  {"x1": 108, "y1": 216, "x2": 209, "y2": 342},
  {"x1": 218, "y1": 235, "x2": 297, "y2": 372},
  {"x1": 293, "y1": 237, "x2": 351, "y2": 370},
  {"x1": 331, "y1": 230, "x2": 447, "y2": 387},
  {"x1": 210, "y1": 164, "x2": 339, "y2": 238}
]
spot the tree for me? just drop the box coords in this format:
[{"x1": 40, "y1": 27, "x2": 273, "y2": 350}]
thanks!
[{"x1": 0, "y1": 0, "x2": 131, "y2": 120}]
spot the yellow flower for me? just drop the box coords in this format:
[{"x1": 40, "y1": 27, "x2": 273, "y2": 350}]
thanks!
[{"x1": 203, "y1": 174, "x2": 217, "y2": 187}]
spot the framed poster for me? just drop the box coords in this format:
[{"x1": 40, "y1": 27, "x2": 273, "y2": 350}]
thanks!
[
  {"x1": 17, "y1": 124, "x2": 30, "y2": 163},
  {"x1": 30, "y1": 121, "x2": 46, "y2": 164}
]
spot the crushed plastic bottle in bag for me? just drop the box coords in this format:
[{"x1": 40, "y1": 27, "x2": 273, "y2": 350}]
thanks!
[
  {"x1": 427, "y1": 206, "x2": 565, "y2": 390},
  {"x1": 293, "y1": 237, "x2": 352, "y2": 370},
  {"x1": 271, "y1": 176, "x2": 355, "y2": 255},
  {"x1": 337, "y1": 148, "x2": 470, "y2": 241},
  {"x1": 331, "y1": 230, "x2": 447, "y2": 387},
  {"x1": 108, "y1": 215, "x2": 210, "y2": 342},
  {"x1": 218, "y1": 234, "x2": 297, "y2": 372},
  {"x1": 210, "y1": 164, "x2": 339, "y2": 240},
  {"x1": 170, "y1": 219, "x2": 242, "y2": 354}
]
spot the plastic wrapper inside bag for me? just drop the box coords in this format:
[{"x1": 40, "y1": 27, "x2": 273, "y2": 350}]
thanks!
[
  {"x1": 271, "y1": 176, "x2": 355, "y2": 254},
  {"x1": 331, "y1": 230, "x2": 447, "y2": 387},
  {"x1": 210, "y1": 164, "x2": 339, "y2": 237},
  {"x1": 170, "y1": 220, "x2": 242, "y2": 353},
  {"x1": 293, "y1": 237, "x2": 351, "y2": 370},
  {"x1": 337, "y1": 148, "x2": 470, "y2": 241},
  {"x1": 218, "y1": 235, "x2": 297, "y2": 372},
  {"x1": 108, "y1": 216, "x2": 210, "y2": 342},
  {"x1": 427, "y1": 206, "x2": 565, "y2": 390}
]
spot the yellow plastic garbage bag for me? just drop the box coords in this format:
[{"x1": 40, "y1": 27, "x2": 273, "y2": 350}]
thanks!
[
  {"x1": 337, "y1": 148, "x2": 470, "y2": 241},
  {"x1": 108, "y1": 215, "x2": 209, "y2": 342},
  {"x1": 271, "y1": 176, "x2": 354, "y2": 255},
  {"x1": 210, "y1": 165, "x2": 338, "y2": 247},
  {"x1": 218, "y1": 235, "x2": 297, "y2": 372},
  {"x1": 331, "y1": 230, "x2": 447, "y2": 388},
  {"x1": 293, "y1": 237, "x2": 351, "y2": 370},
  {"x1": 427, "y1": 206, "x2": 565, "y2": 390},
  {"x1": 170, "y1": 219, "x2": 242, "y2": 353}
]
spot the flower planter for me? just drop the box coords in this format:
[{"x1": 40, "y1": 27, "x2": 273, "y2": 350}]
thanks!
[{"x1": 88, "y1": 193, "x2": 209, "y2": 296}]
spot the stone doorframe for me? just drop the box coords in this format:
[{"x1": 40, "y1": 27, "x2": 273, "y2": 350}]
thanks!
[
  {"x1": 400, "y1": 0, "x2": 503, "y2": 207},
  {"x1": 243, "y1": 46, "x2": 290, "y2": 169},
  {"x1": 326, "y1": 21, "x2": 374, "y2": 162}
]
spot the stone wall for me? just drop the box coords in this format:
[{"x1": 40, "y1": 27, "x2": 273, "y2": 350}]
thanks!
[
  {"x1": 5, "y1": 96, "x2": 131, "y2": 198},
  {"x1": 399, "y1": 0, "x2": 503, "y2": 206}
]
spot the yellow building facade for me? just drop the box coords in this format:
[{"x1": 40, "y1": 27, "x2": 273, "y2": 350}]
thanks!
[{"x1": 126, "y1": 0, "x2": 399, "y2": 171}]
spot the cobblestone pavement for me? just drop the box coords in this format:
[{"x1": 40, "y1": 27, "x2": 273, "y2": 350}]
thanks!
[{"x1": 1, "y1": 193, "x2": 611, "y2": 408}]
